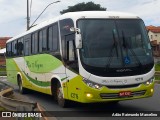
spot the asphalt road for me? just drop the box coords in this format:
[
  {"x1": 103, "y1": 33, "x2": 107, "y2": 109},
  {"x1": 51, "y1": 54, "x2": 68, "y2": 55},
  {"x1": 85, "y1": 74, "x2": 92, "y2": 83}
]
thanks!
[{"x1": 0, "y1": 77, "x2": 160, "y2": 120}]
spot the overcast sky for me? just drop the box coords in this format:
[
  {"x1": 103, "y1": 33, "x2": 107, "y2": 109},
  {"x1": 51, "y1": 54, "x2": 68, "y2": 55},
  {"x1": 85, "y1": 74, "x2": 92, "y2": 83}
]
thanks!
[{"x1": 0, "y1": 0, "x2": 160, "y2": 37}]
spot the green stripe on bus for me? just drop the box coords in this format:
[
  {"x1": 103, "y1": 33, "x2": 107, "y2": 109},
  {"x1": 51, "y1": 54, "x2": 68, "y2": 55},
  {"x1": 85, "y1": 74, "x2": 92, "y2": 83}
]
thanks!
[
  {"x1": 61, "y1": 77, "x2": 68, "y2": 81},
  {"x1": 23, "y1": 71, "x2": 68, "y2": 87},
  {"x1": 23, "y1": 71, "x2": 51, "y2": 87}
]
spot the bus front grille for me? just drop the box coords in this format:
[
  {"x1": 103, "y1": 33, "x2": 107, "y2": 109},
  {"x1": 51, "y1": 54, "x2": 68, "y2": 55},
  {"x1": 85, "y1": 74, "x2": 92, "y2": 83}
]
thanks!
[
  {"x1": 106, "y1": 84, "x2": 141, "y2": 89},
  {"x1": 100, "y1": 90, "x2": 146, "y2": 99}
]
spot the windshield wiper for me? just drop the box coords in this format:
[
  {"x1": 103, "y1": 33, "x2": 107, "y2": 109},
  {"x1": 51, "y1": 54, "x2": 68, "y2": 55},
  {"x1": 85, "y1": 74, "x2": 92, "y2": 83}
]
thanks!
[
  {"x1": 105, "y1": 30, "x2": 118, "y2": 71},
  {"x1": 122, "y1": 31, "x2": 142, "y2": 67},
  {"x1": 122, "y1": 31, "x2": 128, "y2": 55}
]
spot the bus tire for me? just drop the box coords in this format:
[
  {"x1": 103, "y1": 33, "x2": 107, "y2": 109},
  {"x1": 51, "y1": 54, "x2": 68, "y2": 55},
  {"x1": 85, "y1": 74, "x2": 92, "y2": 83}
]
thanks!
[
  {"x1": 56, "y1": 83, "x2": 68, "y2": 108},
  {"x1": 18, "y1": 76, "x2": 27, "y2": 94}
]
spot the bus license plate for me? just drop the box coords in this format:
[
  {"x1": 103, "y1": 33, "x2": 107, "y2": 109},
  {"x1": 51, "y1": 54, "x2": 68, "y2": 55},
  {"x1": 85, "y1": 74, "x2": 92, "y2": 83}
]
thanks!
[{"x1": 119, "y1": 91, "x2": 131, "y2": 97}]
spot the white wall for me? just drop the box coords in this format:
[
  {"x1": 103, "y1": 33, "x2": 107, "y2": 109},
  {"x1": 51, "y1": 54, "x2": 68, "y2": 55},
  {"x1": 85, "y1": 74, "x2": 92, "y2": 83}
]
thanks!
[{"x1": 148, "y1": 31, "x2": 160, "y2": 43}]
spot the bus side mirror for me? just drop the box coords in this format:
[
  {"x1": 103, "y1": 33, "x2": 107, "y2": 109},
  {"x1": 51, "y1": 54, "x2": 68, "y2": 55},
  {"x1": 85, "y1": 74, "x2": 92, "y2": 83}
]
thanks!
[{"x1": 70, "y1": 27, "x2": 82, "y2": 49}]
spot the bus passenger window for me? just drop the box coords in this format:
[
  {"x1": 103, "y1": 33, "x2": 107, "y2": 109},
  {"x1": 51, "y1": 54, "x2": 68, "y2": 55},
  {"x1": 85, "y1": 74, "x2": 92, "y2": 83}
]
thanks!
[
  {"x1": 39, "y1": 31, "x2": 43, "y2": 53},
  {"x1": 17, "y1": 38, "x2": 24, "y2": 56},
  {"x1": 35, "y1": 33, "x2": 38, "y2": 54},
  {"x1": 48, "y1": 26, "x2": 53, "y2": 51},
  {"x1": 11, "y1": 41, "x2": 17, "y2": 57},
  {"x1": 42, "y1": 29, "x2": 47, "y2": 51},
  {"x1": 53, "y1": 24, "x2": 58, "y2": 51},
  {"x1": 7, "y1": 43, "x2": 12, "y2": 57},
  {"x1": 24, "y1": 41, "x2": 29, "y2": 56},
  {"x1": 14, "y1": 40, "x2": 17, "y2": 56},
  {"x1": 31, "y1": 34, "x2": 35, "y2": 54}
]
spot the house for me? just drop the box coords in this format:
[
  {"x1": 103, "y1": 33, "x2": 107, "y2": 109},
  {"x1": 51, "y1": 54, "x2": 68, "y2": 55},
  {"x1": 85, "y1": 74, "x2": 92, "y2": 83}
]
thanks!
[
  {"x1": 146, "y1": 26, "x2": 160, "y2": 56},
  {"x1": 0, "y1": 48, "x2": 6, "y2": 65},
  {"x1": 0, "y1": 37, "x2": 11, "y2": 66},
  {"x1": 0, "y1": 37, "x2": 11, "y2": 49}
]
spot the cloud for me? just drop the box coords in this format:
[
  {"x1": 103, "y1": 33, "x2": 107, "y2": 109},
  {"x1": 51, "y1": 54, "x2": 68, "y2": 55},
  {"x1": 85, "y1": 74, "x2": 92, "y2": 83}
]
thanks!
[{"x1": 0, "y1": 0, "x2": 160, "y2": 36}]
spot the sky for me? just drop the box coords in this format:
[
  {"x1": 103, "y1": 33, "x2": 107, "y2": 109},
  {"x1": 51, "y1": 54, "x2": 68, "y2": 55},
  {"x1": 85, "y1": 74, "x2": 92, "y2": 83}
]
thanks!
[{"x1": 0, "y1": 0, "x2": 160, "y2": 37}]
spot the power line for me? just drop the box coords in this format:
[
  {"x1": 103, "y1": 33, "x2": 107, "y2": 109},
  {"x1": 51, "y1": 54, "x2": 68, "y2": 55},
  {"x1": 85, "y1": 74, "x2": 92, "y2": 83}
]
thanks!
[{"x1": 30, "y1": 1, "x2": 60, "y2": 28}]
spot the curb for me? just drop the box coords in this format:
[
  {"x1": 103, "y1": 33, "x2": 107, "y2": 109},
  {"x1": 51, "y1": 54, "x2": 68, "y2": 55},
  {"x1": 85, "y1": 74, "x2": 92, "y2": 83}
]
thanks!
[{"x1": 0, "y1": 80, "x2": 57, "y2": 120}]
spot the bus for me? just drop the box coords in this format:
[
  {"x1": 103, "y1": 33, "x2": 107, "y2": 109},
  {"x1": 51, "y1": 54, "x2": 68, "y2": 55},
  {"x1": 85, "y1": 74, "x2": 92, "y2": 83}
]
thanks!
[{"x1": 6, "y1": 11, "x2": 155, "y2": 107}]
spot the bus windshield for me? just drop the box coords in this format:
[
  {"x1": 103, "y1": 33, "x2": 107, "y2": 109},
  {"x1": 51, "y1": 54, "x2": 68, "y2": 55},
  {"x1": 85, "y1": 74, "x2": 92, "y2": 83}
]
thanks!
[{"x1": 78, "y1": 19, "x2": 154, "y2": 77}]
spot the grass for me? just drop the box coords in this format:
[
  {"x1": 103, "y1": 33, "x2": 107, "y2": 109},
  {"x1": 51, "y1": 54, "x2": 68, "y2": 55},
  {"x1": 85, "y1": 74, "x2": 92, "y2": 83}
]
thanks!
[
  {"x1": 155, "y1": 63, "x2": 160, "y2": 71},
  {"x1": 155, "y1": 76, "x2": 160, "y2": 80},
  {"x1": 0, "y1": 106, "x2": 6, "y2": 111},
  {"x1": 0, "y1": 66, "x2": 6, "y2": 76},
  {"x1": 155, "y1": 63, "x2": 160, "y2": 80}
]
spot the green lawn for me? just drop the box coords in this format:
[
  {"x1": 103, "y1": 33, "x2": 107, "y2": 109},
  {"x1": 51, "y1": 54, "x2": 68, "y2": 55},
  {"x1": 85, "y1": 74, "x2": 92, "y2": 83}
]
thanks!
[
  {"x1": 155, "y1": 64, "x2": 160, "y2": 80},
  {"x1": 0, "y1": 106, "x2": 6, "y2": 111},
  {"x1": 155, "y1": 63, "x2": 160, "y2": 71},
  {"x1": 0, "y1": 66, "x2": 6, "y2": 76}
]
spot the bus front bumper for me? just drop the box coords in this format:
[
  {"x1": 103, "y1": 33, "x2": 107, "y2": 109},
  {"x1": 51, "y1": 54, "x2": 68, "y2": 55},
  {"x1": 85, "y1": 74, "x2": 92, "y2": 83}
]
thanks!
[{"x1": 81, "y1": 82, "x2": 155, "y2": 103}]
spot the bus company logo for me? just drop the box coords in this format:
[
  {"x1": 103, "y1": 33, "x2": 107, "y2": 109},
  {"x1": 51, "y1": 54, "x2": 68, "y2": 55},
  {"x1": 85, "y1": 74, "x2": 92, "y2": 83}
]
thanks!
[
  {"x1": 116, "y1": 69, "x2": 132, "y2": 72},
  {"x1": 2, "y1": 112, "x2": 11, "y2": 117},
  {"x1": 1, "y1": 112, "x2": 42, "y2": 118}
]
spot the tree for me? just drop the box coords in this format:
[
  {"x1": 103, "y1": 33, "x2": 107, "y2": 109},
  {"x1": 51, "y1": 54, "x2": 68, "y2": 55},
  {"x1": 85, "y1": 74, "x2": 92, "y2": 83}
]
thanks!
[{"x1": 60, "y1": 1, "x2": 106, "y2": 14}]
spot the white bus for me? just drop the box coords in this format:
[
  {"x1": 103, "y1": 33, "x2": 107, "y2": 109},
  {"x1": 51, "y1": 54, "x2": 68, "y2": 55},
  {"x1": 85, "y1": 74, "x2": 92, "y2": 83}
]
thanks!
[{"x1": 6, "y1": 11, "x2": 155, "y2": 107}]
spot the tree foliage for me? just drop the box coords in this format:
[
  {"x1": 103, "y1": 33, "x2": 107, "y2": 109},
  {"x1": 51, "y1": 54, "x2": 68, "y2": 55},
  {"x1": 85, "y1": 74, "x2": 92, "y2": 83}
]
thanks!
[{"x1": 60, "y1": 1, "x2": 106, "y2": 14}]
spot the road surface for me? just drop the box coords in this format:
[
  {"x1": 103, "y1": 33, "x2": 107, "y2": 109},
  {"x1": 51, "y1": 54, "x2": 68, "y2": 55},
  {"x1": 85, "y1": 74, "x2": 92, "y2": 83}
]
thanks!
[{"x1": 0, "y1": 77, "x2": 160, "y2": 120}]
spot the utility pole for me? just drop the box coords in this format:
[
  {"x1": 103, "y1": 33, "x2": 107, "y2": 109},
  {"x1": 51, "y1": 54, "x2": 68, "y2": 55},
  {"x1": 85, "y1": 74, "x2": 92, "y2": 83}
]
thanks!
[{"x1": 27, "y1": 0, "x2": 30, "y2": 30}]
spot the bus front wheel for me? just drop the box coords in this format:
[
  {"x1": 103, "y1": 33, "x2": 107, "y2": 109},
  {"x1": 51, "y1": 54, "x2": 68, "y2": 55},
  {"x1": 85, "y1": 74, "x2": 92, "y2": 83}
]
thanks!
[{"x1": 56, "y1": 83, "x2": 68, "y2": 107}]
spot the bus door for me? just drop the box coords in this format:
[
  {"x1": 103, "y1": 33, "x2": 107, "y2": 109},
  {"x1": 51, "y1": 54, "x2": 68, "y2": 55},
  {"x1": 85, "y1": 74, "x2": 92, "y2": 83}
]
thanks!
[
  {"x1": 60, "y1": 19, "x2": 78, "y2": 100},
  {"x1": 63, "y1": 38, "x2": 79, "y2": 101}
]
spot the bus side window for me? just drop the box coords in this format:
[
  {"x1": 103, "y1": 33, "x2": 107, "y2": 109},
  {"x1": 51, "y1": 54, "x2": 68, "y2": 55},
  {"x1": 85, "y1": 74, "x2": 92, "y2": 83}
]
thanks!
[
  {"x1": 31, "y1": 34, "x2": 35, "y2": 54},
  {"x1": 31, "y1": 33, "x2": 38, "y2": 54},
  {"x1": 18, "y1": 38, "x2": 23, "y2": 56},
  {"x1": 48, "y1": 23, "x2": 59, "y2": 52},
  {"x1": 11, "y1": 41, "x2": 15, "y2": 57},
  {"x1": 14, "y1": 40, "x2": 18, "y2": 56},
  {"x1": 53, "y1": 24, "x2": 58, "y2": 51},
  {"x1": 24, "y1": 41, "x2": 29, "y2": 56},
  {"x1": 6, "y1": 43, "x2": 12, "y2": 57},
  {"x1": 11, "y1": 42, "x2": 13, "y2": 57},
  {"x1": 35, "y1": 32, "x2": 38, "y2": 53},
  {"x1": 39, "y1": 31, "x2": 43, "y2": 53},
  {"x1": 20, "y1": 38, "x2": 24, "y2": 55},
  {"x1": 48, "y1": 26, "x2": 53, "y2": 51},
  {"x1": 42, "y1": 29, "x2": 47, "y2": 51}
]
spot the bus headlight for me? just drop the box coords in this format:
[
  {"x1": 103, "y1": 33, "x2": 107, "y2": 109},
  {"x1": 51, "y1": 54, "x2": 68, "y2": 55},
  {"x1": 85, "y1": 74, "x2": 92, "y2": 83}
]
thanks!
[
  {"x1": 83, "y1": 78, "x2": 103, "y2": 90},
  {"x1": 144, "y1": 77, "x2": 154, "y2": 85}
]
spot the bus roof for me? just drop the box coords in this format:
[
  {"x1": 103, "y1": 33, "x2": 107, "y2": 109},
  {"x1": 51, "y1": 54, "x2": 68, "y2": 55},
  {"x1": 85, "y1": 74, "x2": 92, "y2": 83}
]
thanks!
[
  {"x1": 60, "y1": 11, "x2": 139, "y2": 20},
  {"x1": 7, "y1": 11, "x2": 139, "y2": 43}
]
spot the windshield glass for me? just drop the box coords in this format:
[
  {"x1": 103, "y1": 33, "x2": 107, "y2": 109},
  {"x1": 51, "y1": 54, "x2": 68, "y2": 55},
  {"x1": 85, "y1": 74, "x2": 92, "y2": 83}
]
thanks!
[{"x1": 78, "y1": 19, "x2": 154, "y2": 77}]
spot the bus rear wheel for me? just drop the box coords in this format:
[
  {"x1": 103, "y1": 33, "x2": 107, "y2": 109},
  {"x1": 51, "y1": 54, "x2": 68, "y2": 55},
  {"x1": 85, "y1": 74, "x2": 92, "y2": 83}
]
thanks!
[
  {"x1": 56, "y1": 83, "x2": 68, "y2": 108},
  {"x1": 18, "y1": 77, "x2": 27, "y2": 94}
]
